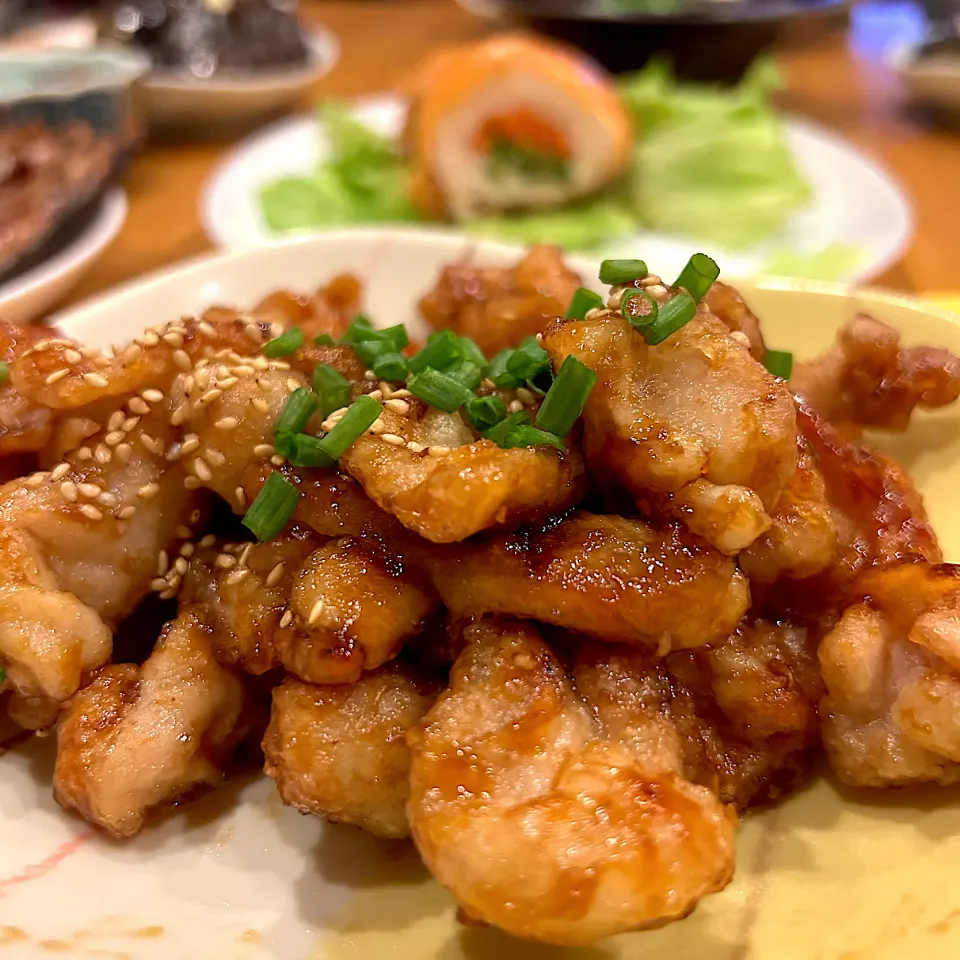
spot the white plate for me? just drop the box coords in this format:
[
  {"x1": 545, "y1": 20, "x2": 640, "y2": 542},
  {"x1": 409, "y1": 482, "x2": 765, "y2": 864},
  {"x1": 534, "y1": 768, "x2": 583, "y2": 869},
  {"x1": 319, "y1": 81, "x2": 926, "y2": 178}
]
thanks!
[
  {"x1": 201, "y1": 94, "x2": 913, "y2": 283},
  {"x1": 9, "y1": 228, "x2": 958, "y2": 959},
  {"x1": 0, "y1": 188, "x2": 127, "y2": 325},
  {"x1": 142, "y1": 26, "x2": 339, "y2": 130}
]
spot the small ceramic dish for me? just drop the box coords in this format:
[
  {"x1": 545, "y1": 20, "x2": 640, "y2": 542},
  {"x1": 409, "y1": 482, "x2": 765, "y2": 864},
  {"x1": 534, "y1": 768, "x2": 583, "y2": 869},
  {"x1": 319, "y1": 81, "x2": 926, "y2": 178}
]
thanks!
[{"x1": 141, "y1": 25, "x2": 339, "y2": 131}]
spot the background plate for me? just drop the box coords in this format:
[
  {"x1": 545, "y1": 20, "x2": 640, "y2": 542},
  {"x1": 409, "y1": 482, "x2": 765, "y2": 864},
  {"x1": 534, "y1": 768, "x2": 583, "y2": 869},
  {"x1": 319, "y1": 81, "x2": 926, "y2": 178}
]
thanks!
[
  {"x1": 200, "y1": 94, "x2": 912, "y2": 284},
  {"x1": 3, "y1": 228, "x2": 953, "y2": 959}
]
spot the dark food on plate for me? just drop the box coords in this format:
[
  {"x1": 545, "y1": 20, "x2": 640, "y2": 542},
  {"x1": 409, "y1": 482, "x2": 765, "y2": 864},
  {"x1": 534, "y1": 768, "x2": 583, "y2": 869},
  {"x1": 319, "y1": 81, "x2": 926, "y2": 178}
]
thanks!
[
  {"x1": 0, "y1": 121, "x2": 120, "y2": 280},
  {"x1": 104, "y1": 0, "x2": 309, "y2": 77},
  {"x1": 1, "y1": 245, "x2": 960, "y2": 944}
]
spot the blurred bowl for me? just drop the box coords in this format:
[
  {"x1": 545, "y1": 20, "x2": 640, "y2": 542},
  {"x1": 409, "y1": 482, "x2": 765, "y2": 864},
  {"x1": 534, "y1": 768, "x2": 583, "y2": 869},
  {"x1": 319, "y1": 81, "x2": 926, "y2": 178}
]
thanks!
[
  {"x1": 141, "y1": 25, "x2": 339, "y2": 132},
  {"x1": 889, "y1": 38, "x2": 960, "y2": 124},
  {"x1": 457, "y1": 0, "x2": 849, "y2": 81}
]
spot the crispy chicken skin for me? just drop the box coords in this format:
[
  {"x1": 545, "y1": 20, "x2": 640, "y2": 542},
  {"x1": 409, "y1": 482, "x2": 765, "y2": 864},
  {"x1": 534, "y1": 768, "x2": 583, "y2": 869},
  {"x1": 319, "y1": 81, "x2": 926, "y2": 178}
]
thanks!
[
  {"x1": 703, "y1": 281, "x2": 767, "y2": 362},
  {"x1": 429, "y1": 511, "x2": 750, "y2": 652},
  {"x1": 407, "y1": 619, "x2": 736, "y2": 946},
  {"x1": 418, "y1": 245, "x2": 581, "y2": 356},
  {"x1": 263, "y1": 664, "x2": 438, "y2": 838},
  {"x1": 54, "y1": 610, "x2": 248, "y2": 838},
  {"x1": 820, "y1": 563, "x2": 960, "y2": 787},
  {"x1": 575, "y1": 617, "x2": 822, "y2": 810},
  {"x1": 793, "y1": 314, "x2": 960, "y2": 433},
  {"x1": 0, "y1": 320, "x2": 60, "y2": 455},
  {"x1": 340, "y1": 400, "x2": 586, "y2": 543},
  {"x1": 245, "y1": 273, "x2": 362, "y2": 343},
  {"x1": 542, "y1": 304, "x2": 797, "y2": 554}
]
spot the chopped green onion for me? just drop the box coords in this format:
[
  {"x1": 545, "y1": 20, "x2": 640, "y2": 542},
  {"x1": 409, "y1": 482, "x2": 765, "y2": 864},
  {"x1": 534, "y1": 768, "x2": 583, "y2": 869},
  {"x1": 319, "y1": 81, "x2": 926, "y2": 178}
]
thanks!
[
  {"x1": 373, "y1": 351, "x2": 408, "y2": 382},
  {"x1": 763, "y1": 349, "x2": 793, "y2": 380},
  {"x1": 314, "y1": 333, "x2": 336, "y2": 346},
  {"x1": 599, "y1": 259, "x2": 649, "y2": 285},
  {"x1": 673, "y1": 253, "x2": 719, "y2": 303},
  {"x1": 312, "y1": 363, "x2": 352, "y2": 417},
  {"x1": 506, "y1": 336, "x2": 550, "y2": 381},
  {"x1": 278, "y1": 432, "x2": 336, "y2": 469},
  {"x1": 274, "y1": 388, "x2": 319, "y2": 436},
  {"x1": 0, "y1": 362, "x2": 9, "y2": 386},
  {"x1": 535, "y1": 356, "x2": 597, "y2": 436},
  {"x1": 457, "y1": 337, "x2": 488, "y2": 371},
  {"x1": 565, "y1": 287, "x2": 605, "y2": 320},
  {"x1": 465, "y1": 394, "x2": 507, "y2": 432},
  {"x1": 489, "y1": 349, "x2": 520, "y2": 388},
  {"x1": 446, "y1": 359, "x2": 484, "y2": 391},
  {"x1": 635, "y1": 293, "x2": 697, "y2": 346},
  {"x1": 526, "y1": 366, "x2": 554, "y2": 396},
  {"x1": 408, "y1": 367, "x2": 473, "y2": 413},
  {"x1": 500, "y1": 424, "x2": 565, "y2": 452},
  {"x1": 339, "y1": 314, "x2": 374, "y2": 343},
  {"x1": 315, "y1": 395, "x2": 382, "y2": 461},
  {"x1": 621, "y1": 289, "x2": 658, "y2": 326},
  {"x1": 408, "y1": 330, "x2": 462, "y2": 374},
  {"x1": 483, "y1": 410, "x2": 531, "y2": 446},
  {"x1": 243, "y1": 472, "x2": 302, "y2": 541},
  {"x1": 264, "y1": 327, "x2": 304, "y2": 357},
  {"x1": 378, "y1": 323, "x2": 410, "y2": 352},
  {"x1": 351, "y1": 339, "x2": 387, "y2": 368}
]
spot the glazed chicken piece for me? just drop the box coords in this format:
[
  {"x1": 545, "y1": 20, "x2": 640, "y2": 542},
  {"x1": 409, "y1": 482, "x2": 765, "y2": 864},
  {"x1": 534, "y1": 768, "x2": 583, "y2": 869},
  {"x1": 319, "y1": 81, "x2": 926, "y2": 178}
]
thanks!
[
  {"x1": 263, "y1": 663, "x2": 439, "y2": 838},
  {"x1": 574, "y1": 618, "x2": 822, "y2": 810},
  {"x1": 243, "y1": 273, "x2": 363, "y2": 343},
  {"x1": 820, "y1": 563, "x2": 960, "y2": 786},
  {"x1": 54, "y1": 609, "x2": 248, "y2": 838},
  {"x1": 793, "y1": 313, "x2": 960, "y2": 433},
  {"x1": 340, "y1": 397, "x2": 586, "y2": 543},
  {"x1": 703, "y1": 281, "x2": 766, "y2": 362},
  {"x1": 0, "y1": 397, "x2": 203, "y2": 726},
  {"x1": 0, "y1": 320, "x2": 62, "y2": 456},
  {"x1": 542, "y1": 301, "x2": 797, "y2": 554},
  {"x1": 418, "y1": 244, "x2": 581, "y2": 356},
  {"x1": 429, "y1": 511, "x2": 749, "y2": 652},
  {"x1": 407, "y1": 619, "x2": 735, "y2": 946}
]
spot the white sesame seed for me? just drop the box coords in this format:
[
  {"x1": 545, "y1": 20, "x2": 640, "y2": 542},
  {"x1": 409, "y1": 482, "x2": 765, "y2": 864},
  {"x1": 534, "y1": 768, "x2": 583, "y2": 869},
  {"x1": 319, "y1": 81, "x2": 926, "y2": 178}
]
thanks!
[
  {"x1": 115, "y1": 443, "x2": 133, "y2": 464},
  {"x1": 50, "y1": 463, "x2": 70, "y2": 481},
  {"x1": 198, "y1": 388, "x2": 223, "y2": 407},
  {"x1": 79, "y1": 504, "x2": 103, "y2": 521},
  {"x1": 235, "y1": 486, "x2": 246, "y2": 507},
  {"x1": 368, "y1": 389, "x2": 383, "y2": 402},
  {"x1": 515, "y1": 387, "x2": 536, "y2": 406},
  {"x1": 363, "y1": 370, "x2": 377, "y2": 382},
  {"x1": 308, "y1": 600, "x2": 325, "y2": 625},
  {"x1": 368, "y1": 418, "x2": 385, "y2": 435},
  {"x1": 238, "y1": 544, "x2": 253, "y2": 568},
  {"x1": 270, "y1": 455, "x2": 285, "y2": 467},
  {"x1": 173, "y1": 349, "x2": 191, "y2": 370},
  {"x1": 138, "y1": 482, "x2": 160, "y2": 500},
  {"x1": 198, "y1": 321, "x2": 216, "y2": 337},
  {"x1": 98, "y1": 492, "x2": 118, "y2": 508},
  {"x1": 105, "y1": 431, "x2": 124, "y2": 446},
  {"x1": 151, "y1": 577, "x2": 168, "y2": 591},
  {"x1": 271, "y1": 360, "x2": 292, "y2": 372},
  {"x1": 25, "y1": 472, "x2": 46, "y2": 488},
  {"x1": 507, "y1": 399, "x2": 523, "y2": 414},
  {"x1": 142, "y1": 388, "x2": 164, "y2": 403},
  {"x1": 45, "y1": 369, "x2": 69, "y2": 385},
  {"x1": 95, "y1": 445, "x2": 112, "y2": 465},
  {"x1": 122, "y1": 416, "x2": 140, "y2": 432},
  {"x1": 170, "y1": 404, "x2": 189, "y2": 427},
  {"x1": 215, "y1": 417, "x2": 239, "y2": 431},
  {"x1": 174, "y1": 557, "x2": 189, "y2": 576},
  {"x1": 163, "y1": 331, "x2": 184, "y2": 348},
  {"x1": 251, "y1": 397, "x2": 271, "y2": 415},
  {"x1": 255, "y1": 377, "x2": 272, "y2": 394},
  {"x1": 379, "y1": 382, "x2": 393, "y2": 398},
  {"x1": 279, "y1": 609, "x2": 294, "y2": 628},
  {"x1": 253, "y1": 443, "x2": 275, "y2": 458},
  {"x1": 266, "y1": 562, "x2": 285, "y2": 587},
  {"x1": 175, "y1": 525, "x2": 192, "y2": 538},
  {"x1": 82, "y1": 372, "x2": 108, "y2": 388},
  {"x1": 180, "y1": 542, "x2": 195, "y2": 558},
  {"x1": 286, "y1": 378, "x2": 300, "y2": 392},
  {"x1": 193, "y1": 458, "x2": 213, "y2": 482},
  {"x1": 206, "y1": 448, "x2": 226, "y2": 467},
  {"x1": 118, "y1": 505, "x2": 136, "y2": 520},
  {"x1": 181, "y1": 436, "x2": 200, "y2": 456},
  {"x1": 128, "y1": 397, "x2": 150, "y2": 415},
  {"x1": 200, "y1": 534, "x2": 216, "y2": 548},
  {"x1": 60, "y1": 481, "x2": 78, "y2": 502},
  {"x1": 381, "y1": 433, "x2": 405, "y2": 446},
  {"x1": 157, "y1": 551, "x2": 170, "y2": 575},
  {"x1": 184, "y1": 476, "x2": 201, "y2": 490},
  {"x1": 216, "y1": 554, "x2": 237, "y2": 569},
  {"x1": 428, "y1": 445, "x2": 451, "y2": 457},
  {"x1": 245, "y1": 323, "x2": 262, "y2": 342},
  {"x1": 140, "y1": 434, "x2": 162, "y2": 455},
  {"x1": 122, "y1": 343, "x2": 142, "y2": 364},
  {"x1": 390, "y1": 389, "x2": 412, "y2": 399},
  {"x1": 77, "y1": 447, "x2": 92, "y2": 461},
  {"x1": 108, "y1": 411, "x2": 125, "y2": 432},
  {"x1": 406, "y1": 441, "x2": 425, "y2": 454},
  {"x1": 64, "y1": 349, "x2": 82, "y2": 365},
  {"x1": 78, "y1": 482, "x2": 101, "y2": 498},
  {"x1": 225, "y1": 568, "x2": 249, "y2": 586},
  {"x1": 384, "y1": 399, "x2": 410, "y2": 416},
  {"x1": 143, "y1": 332, "x2": 160, "y2": 347}
]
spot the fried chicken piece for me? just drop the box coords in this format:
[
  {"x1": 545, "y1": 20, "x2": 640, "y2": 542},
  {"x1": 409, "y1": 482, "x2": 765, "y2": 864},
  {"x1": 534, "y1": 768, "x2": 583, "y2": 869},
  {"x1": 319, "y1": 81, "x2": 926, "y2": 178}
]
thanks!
[
  {"x1": 340, "y1": 399, "x2": 586, "y2": 543},
  {"x1": 429, "y1": 511, "x2": 749, "y2": 652},
  {"x1": 703, "y1": 281, "x2": 766, "y2": 362},
  {"x1": 54, "y1": 609, "x2": 248, "y2": 838},
  {"x1": 542, "y1": 302, "x2": 796, "y2": 554},
  {"x1": 280, "y1": 535, "x2": 439, "y2": 684},
  {"x1": 739, "y1": 434, "x2": 838, "y2": 585},
  {"x1": 0, "y1": 320, "x2": 60, "y2": 455},
  {"x1": 407, "y1": 619, "x2": 735, "y2": 946},
  {"x1": 246, "y1": 273, "x2": 362, "y2": 342},
  {"x1": 819, "y1": 563, "x2": 960, "y2": 787},
  {"x1": 793, "y1": 313, "x2": 960, "y2": 432},
  {"x1": 418, "y1": 244, "x2": 581, "y2": 356},
  {"x1": 574, "y1": 617, "x2": 822, "y2": 810},
  {"x1": 263, "y1": 663, "x2": 438, "y2": 838}
]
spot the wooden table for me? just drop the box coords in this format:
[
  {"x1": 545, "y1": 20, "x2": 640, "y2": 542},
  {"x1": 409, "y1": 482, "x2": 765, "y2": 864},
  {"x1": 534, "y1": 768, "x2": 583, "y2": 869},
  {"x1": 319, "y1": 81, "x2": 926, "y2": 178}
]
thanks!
[{"x1": 62, "y1": 0, "x2": 960, "y2": 310}]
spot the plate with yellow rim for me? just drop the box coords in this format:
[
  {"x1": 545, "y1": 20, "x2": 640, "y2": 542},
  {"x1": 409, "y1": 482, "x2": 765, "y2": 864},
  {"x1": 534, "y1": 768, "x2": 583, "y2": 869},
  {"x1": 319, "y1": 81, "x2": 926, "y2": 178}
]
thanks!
[{"x1": 4, "y1": 227, "x2": 958, "y2": 958}]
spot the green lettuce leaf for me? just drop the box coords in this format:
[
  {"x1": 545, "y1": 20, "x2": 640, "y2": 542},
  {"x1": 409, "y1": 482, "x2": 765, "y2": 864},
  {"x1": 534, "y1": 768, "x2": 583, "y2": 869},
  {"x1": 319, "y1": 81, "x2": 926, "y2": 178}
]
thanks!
[{"x1": 763, "y1": 243, "x2": 864, "y2": 280}]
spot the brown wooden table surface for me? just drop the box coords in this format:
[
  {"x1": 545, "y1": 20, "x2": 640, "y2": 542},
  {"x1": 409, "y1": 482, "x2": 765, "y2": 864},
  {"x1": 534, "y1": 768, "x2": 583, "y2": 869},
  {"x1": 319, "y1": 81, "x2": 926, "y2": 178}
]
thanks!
[{"x1": 61, "y1": 0, "x2": 960, "y2": 310}]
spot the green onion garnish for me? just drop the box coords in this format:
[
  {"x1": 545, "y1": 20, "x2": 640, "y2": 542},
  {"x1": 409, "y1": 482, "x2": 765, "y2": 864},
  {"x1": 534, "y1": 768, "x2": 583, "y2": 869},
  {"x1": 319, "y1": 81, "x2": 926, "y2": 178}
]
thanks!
[
  {"x1": 500, "y1": 424, "x2": 565, "y2": 452},
  {"x1": 264, "y1": 327, "x2": 304, "y2": 357},
  {"x1": 408, "y1": 367, "x2": 473, "y2": 413},
  {"x1": 483, "y1": 410, "x2": 531, "y2": 446},
  {"x1": 0, "y1": 362, "x2": 9, "y2": 386},
  {"x1": 599, "y1": 259, "x2": 648, "y2": 285},
  {"x1": 446, "y1": 360, "x2": 484, "y2": 391},
  {"x1": 673, "y1": 253, "x2": 719, "y2": 303},
  {"x1": 465, "y1": 394, "x2": 507, "y2": 432},
  {"x1": 274, "y1": 388, "x2": 319, "y2": 436},
  {"x1": 279, "y1": 432, "x2": 336, "y2": 469},
  {"x1": 314, "y1": 395, "x2": 382, "y2": 461},
  {"x1": 621, "y1": 289, "x2": 658, "y2": 326},
  {"x1": 313, "y1": 363, "x2": 352, "y2": 417},
  {"x1": 506, "y1": 336, "x2": 550, "y2": 381},
  {"x1": 339, "y1": 314, "x2": 374, "y2": 343},
  {"x1": 565, "y1": 287, "x2": 605, "y2": 321},
  {"x1": 457, "y1": 337, "x2": 488, "y2": 371},
  {"x1": 372, "y1": 351, "x2": 408, "y2": 382},
  {"x1": 243, "y1": 472, "x2": 302, "y2": 541},
  {"x1": 635, "y1": 293, "x2": 697, "y2": 346},
  {"x1": 489, "y1": 349, "x2": 520, "y2": 388},
  {"x1": 535, "y1": 356, "x2": 597, "y2": 436},
  {"x1": 408, "y1": 330, "x2": 462, "y2": 374},
  {"x1": 763, "y1": 349, "x2": 793, "y2": 380},
  {"x1": 526, "y1": 366, "x2": 554, "y2": 396},
  {"x1": 351, "y1": 340, "x2": 386, "y2": 368},
  {"x1": 314, "y1": 333, "x2": 336, "y2": 346}
]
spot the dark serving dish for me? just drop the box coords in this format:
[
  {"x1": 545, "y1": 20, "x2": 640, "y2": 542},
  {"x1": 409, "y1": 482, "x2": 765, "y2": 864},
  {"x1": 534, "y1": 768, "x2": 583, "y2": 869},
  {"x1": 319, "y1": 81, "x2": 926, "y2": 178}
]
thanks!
[{"x1": 458, "y1": 0, "x2": 850, "y2": 81}]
